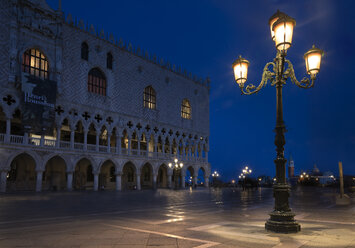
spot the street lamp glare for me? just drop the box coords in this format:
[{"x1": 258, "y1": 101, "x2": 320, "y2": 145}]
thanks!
[
  {"x1": 168, "y1": 163, "x2": 172, "y2": 168},
  {"x1": 245, "y1": 166, "x2": 248, "y2": 169},
  {"x1": 272, "y1": 14, "x2": 296, "y2": 51},
  {"x1": 174, "y1": 158, "x2": 178, "y2": 163},
  {"x1": 232, "y1": 55, "x2": 249, "y2": 86},
  {"x1": 304, "y1": 45, "x2": 324, "y2": 76}
]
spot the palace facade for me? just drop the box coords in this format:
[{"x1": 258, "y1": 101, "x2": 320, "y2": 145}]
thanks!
[{"x1": 0, "y1": 0, "x2": 210, "y2": 192}]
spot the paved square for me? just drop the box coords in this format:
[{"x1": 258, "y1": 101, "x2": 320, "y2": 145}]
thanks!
[{"x1": 0, "y1": 187, "x2": 354, "y2": 247}]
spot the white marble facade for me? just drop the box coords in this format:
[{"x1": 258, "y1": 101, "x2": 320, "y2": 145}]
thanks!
[{"x1": 0, "y1": 0, "x2": 210, "y2": 192}]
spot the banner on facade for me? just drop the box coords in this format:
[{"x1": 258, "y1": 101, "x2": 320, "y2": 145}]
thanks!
[{"x1": 21, "y1": 74, "x2": 57, "y2": 135}]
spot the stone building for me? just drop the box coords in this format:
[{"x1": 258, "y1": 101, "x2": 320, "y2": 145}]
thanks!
[{"x1": 0, "y1": 0, "x2": 210, "y2": 192}]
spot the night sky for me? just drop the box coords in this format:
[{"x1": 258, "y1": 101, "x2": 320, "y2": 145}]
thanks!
[{"x1": 46, "y1": 0, "x2": 355, "y2": 180}]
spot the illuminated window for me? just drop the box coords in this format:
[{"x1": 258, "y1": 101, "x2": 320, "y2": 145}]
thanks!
[
  {"x1": 88, "y1": 68, "x2": 106, "y2": 96},
  {"x1": 22, "y1": 48, "x2": 49, "y2": 80},
  {"x1": 143, "y1": 86, "x2": 156, "y2": 109},
  {"x1": 181, "y1": 99, "x2": 191, "y2": 119},
  {"x1": 107, "y1": 52, "x2": 113, "y2": 69},
  {"x1": 81, "y1": 42, "x2": 89, "y2": 60}
]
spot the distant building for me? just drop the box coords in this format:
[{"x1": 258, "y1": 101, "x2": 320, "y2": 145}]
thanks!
[{"x1": 288, "y1": 155, "x2": 295, "y2": 178}]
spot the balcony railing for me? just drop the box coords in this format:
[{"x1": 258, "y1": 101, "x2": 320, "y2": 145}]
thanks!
[
  {"x1": 87, "y1": 144, "x2": 96, "y2": 151},
  {"x1": 44, "y1": 139, "x2": 56, "y2": 147},
  {"x1": 74, "y1": 142, "x2": 84, "y2": 150},
  {"x1": 29, "y1": 137, "x2": 41, "y2": 146},
  {"x1": 10, "y1": 135, "x2": 24, "y2": 144},
  {"x1": 0, "y1": 133, "x2": 208, "y2": 163},
  {"x1": 60, "y1": 141, "x2": 70, "y2": 149}
]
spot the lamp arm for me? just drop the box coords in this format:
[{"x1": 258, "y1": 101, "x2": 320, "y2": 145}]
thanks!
[
  {"x1": 284, "y1": 59, "x2": 315, "y2": 89},
  {"x1": 239, "y1": 62, "x2": 276, "y2": 95}
]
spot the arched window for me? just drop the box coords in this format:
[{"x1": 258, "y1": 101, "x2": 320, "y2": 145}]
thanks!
[
  {"x1": 181, "y1": 99, "x2": 191, "y2": 119},
  {"x1": 22, "y1": 48, "x2": 49, "y2": 80},
  {"x1": 81, "y1": 42, "x2": 89, "y2": 60},
  {"x1": 143, "y1": 86, "x2": 156, "y2": 109},
  {"x1": 88, "y1": 68, "x2": 106, "y2": 96},
  {"x1": 107, "y1": 52, "x2": 113, "y2": 69}
]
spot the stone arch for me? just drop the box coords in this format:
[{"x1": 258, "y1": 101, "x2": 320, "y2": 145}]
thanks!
[
  {"x1": 121, "y1": 161, "x2": 137, "y2": 190},
  {"x1": 157, "y1": 163, "x2": 169, "y2": 188},
  {"x1": 99, "y1": 159, "x2": 116, "y2": 190},
  {"x1": 73, "y1": 157, "x2": 95, "y2": 190},
  {"x1": 43, "y1": 155, "x2": 67, "y2": 191},
  {"x1": 6, "y1": 152, "x2": 37, "y2": 191}
]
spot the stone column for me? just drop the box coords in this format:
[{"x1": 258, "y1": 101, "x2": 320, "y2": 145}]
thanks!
[
  {"x1": 93, "y1": 173, "x2": 99, "y2": 191},
  {"x1": 95, "y1": 134, "x2": 99, "y2": 152},
  {"x1": 40, "y1": 133, "x2": 45, "y2": 147},
  {"x1": 205, "y1": 151, "x2": 209, "y2": 162},
  {"x1": 162, "y1": 141, "x2": 165, "y2": 155},
  {"x1": 67, "y1": 172, "x2": 73, "y2": 191},
  {"x1": 154, "y1": 139, "x2": 158, "y2": 158},
  {"x1": 153, "y1": 173, "x2": 157, "y2": 189},
  {"x1": 5, "y1": 118, "x2": 11, "y2": 143},
  {"x1": 194, "y1": 144, "x2": 198, "y2": 161},
  {"x1": 107, "y1": 133, "x2": 111, "y2": 153},
  {"x1": 115, "y1": 134, "x2": 121, "y2": 154},
  {"x1": 115, "y1": 173, "x2": 122, "y2": 191},
  {"x1": 193, "y1": 175, "x2": 198, "y2": 188},
  {"x1": 182, "y1": 145, "x2": 186, "y2": 159},
  {"x1": 137, "y1": 137, "x2": 141, "y2": 156},
  {"x1": 56, "y1": 127, "x2": 61, "y2": 148},
  {"x1": 70, "y1": 130, "x2": 75, "y2": 149},
  {"x1": 23, "y1": 132, "x2": 29, "y2": 145},
  {"x1": 181, "y1": 170, "x2": 186, "y2": 189},
  {"x1": 167, "y1": 171, "x2": 173, "y2": 189},
  {"x1": 128, "y1": 138, "x2": 131, "y2": 155},
  {"x1": 36, "y1": 171, "x2": 43, "y2": 192},
  {"x1": 84, "y1": 130, "x2": 88, "y2": 151},
  {"x1": 0, "y1": 171, "x2": 7, "y2": 192},
  {"x1": 136, "y1": 174, "x2": 141, "y2": 190},
  {"x1": 169, "y1": 143, "x2": 172, "y2": 155},
  {"x1": 146, "y1": 138, "x2": 150, "y2": 158},
  {"x1": 204, "y1": 176, "x2": 209, "y2": 187}
]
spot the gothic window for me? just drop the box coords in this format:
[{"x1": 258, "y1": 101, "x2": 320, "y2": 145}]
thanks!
[
  {"x1": 81, "y1": 42, "x2": 89, "y2": 60},
  {"x1": 181, "y1": 99, "x2": 191, "y2": 119},
  {"x1": 22, "y1": 48, "x2": 49, "y2": 80},
  {"x1": 107, "y1": 52, "x2": 113, "y2": 69},
  {"x1": 143, "y1": 86, "x2": 156, "y2": 109},
  {"x1": 88, "y1": 68, "x2": 106, "y2": 96}
]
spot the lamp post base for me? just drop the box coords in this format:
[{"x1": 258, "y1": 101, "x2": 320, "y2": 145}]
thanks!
[{"x1": 265, "y1": 211, "x2": 300, "y2": 233}]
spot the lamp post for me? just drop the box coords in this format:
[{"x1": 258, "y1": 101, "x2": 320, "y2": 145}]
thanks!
[
  {"x1": 169, "y1": 158, "x2": 183, "y2": 189},
  {"x1": 212, "y1": 171, "x2": 219, "y2": 187},
  {"x1": 232, "y1": 10, "x2": 324, "y2": 233}
]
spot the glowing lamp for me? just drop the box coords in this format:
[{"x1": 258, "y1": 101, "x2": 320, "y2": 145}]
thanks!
[
  {"x1": 272, "y1": 15, "x2": 296, "y2": 51},
  {"x1": 268, "y1": 10, "x2": 287, "y2": 41},
  {"x1": 304, "y1": 45, "x2": 324, "y2": 76},
  {"x1": 232, "y1": 55, "x2": 249, "y2": 86}
]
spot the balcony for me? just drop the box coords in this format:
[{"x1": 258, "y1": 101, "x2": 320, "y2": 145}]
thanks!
[{"x1": 0, "y1": 134, "x2": 208, "y2": 163}]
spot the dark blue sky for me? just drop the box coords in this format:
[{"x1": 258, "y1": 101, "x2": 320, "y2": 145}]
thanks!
[{"x1": 47, "y1": 0, "x2": 355, "y2": 180}]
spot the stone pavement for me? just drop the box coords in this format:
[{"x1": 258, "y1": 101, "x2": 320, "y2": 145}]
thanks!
[{"x1": 0, "y1": 187, "x2": 354, "y2": 248}]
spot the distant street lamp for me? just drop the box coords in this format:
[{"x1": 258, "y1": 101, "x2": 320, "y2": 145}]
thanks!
[
  {"x1": 212, "y1": 171, "x2": 220, "y2": 187},
  {"x1": 232, "y1": 10, "x2": 323, "y2": 233},
  {"x1": 169, "y1": 158, "x2": 183, "y2": 189}
]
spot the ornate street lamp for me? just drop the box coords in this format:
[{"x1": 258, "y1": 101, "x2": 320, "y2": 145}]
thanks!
[
  {"x1": 232, "y1": 11, "x2": 324, "y2": 233},
  {"x1": 169, "y1": 158, "x2": 183, "y2": 189}
]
